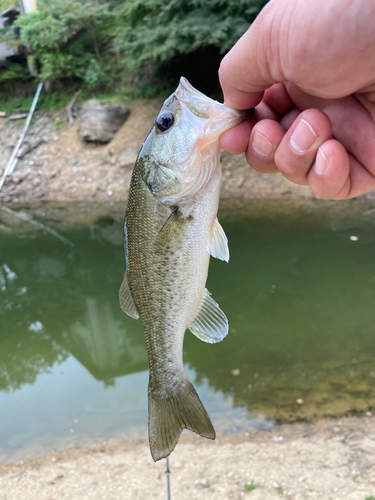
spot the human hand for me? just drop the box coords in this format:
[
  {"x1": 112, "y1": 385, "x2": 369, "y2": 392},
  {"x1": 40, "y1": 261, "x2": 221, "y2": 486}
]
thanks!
[{"x1": 219, "y1": 0, "x2": 375, "y2": 199}]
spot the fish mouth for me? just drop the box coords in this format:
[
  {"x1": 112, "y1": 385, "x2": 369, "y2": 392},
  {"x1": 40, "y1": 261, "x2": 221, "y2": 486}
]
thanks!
[
  {"x1": 178, "y1": 77, "x2": 251, "y2": 118},
  {"x1": 179, "y1": 77, "x2": 205, "y2": 98}
]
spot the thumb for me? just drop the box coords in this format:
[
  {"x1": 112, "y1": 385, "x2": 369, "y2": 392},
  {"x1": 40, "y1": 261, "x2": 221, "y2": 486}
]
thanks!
[{"x1": 219, "y1": 2, "x2": 284, "y2": 109}]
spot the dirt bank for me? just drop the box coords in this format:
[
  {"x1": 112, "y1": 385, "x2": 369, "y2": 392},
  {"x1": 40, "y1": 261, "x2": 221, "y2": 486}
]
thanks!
[
  {"x1": 3, "y1": 104, "x2": 373, "y2": 205},
  {"x1": 1, "y1": 417, "x2": 374, "y2": 500}
]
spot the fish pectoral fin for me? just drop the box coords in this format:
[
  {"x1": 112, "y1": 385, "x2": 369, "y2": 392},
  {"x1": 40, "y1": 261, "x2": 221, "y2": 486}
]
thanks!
[
  {"x1": 188, "y1": 288, "x2": 228, "y2": 343},
  {"x1": 119, "y1": 272, "x2": 140, "y2": 319},
  {"x1": 148, "y1": 374, "x2": 215, "y2": 461},
  {"x1": 209, "y1": 217, "x2": 229, "y2": 262},
  {"x1": 155, "y1": 205, "x2": 191, "y2": 253}
]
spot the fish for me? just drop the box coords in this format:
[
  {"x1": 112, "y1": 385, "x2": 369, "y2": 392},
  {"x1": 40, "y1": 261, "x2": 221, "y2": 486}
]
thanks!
[{"x1": 119, "y1": 77, "x2": 251, "y2": 461}]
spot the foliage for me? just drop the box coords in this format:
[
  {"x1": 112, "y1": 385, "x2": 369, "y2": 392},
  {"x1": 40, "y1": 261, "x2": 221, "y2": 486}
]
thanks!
[
  {"x1": 114, "y1": 0, "x2": 268, "y2": 64},
  {"x1": 83, "y1": 58, "x2": 107, "y2": 89},
  {"x1": 0, "y1": 0, "x2": 269, "y2": 96},
  {"x1": 0, "y1": 63, "x2": 31, "y2": 83},
  {"x1": 14, "y1": 0, "x2": 117, "y2": 85},
  {"x1": 0, "y1": 0, "x2": 17, "y2": 10}
]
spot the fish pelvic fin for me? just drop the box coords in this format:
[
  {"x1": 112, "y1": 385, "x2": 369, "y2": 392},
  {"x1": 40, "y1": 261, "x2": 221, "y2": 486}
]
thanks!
[
  {"x1": 209, "y1": 216, "x2": 229, "y2": 262},
  {"x1": 148, "y1": 374, "x2": 215, "y2": 462}
]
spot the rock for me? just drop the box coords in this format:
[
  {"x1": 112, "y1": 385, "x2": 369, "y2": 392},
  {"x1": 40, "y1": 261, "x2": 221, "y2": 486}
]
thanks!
[
  {"x1": 11, "y1": 168, "x2": 30, "y2": 184},
  {"x1": 101, "y1": 147, "x2": 116, "y2": 165},
  {"x1": 118, "y1": 147, "x2": 138, "y2": 168},
  {"x1": 11, "y1": 174, "x2": 23, "y2": 184},
  {"x1": 78, "y1": 100, "x2": 130, "y2": 143}
]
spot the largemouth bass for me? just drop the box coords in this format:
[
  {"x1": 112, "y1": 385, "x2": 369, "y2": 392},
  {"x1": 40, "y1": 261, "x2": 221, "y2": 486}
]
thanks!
[{"x1": 119, "y1": 77, "x2": 250, "y2": 461}]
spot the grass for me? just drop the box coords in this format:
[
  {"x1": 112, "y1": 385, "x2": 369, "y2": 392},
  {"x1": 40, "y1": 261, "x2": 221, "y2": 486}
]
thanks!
[
  {"x1": 275, "y1": 486, "x2": 283, "y2": 494},
  {"x1": 0, "y1": 93, "x2": 74, "y2": 114},
  {"x1": 0, "y1": 86, "x2": 159, "y2": 118},
  {"x1": 365, "y1": 497, "x2": 375, "y2": 500},
  {"x1": 0, "y1": 77, "x2": 173, "y2": 123},
  {"x1": 244, "y1": 481, "x2": 257, "y2": 492},
  {"x1": 0, "y1": 71, "x2": 174, "y2": 117},
  {"x1": 53, "y1": 117, "x2": 64, "y2": 130},
  {"x1": 0, "y1": 95, "x2": 34, "y2": 114}
]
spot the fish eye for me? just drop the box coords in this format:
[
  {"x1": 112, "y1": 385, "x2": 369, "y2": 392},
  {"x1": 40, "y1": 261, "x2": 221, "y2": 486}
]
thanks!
[{"x1": 156, "y1": 112, "x2": 174, "y2": 132}]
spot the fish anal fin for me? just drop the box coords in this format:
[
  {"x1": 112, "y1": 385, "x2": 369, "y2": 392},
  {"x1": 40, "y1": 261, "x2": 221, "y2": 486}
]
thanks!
[
  {"x1": 188, "y1": 288, "x2": 228, "y2": 344},
  {"x1": 148, "y1": 374, "x2": 215, "y2": 462},
  {"x1": 155, "y1": 206, "x2": 191, "y2": 254},
  {"x1": 119, "y1": 272, "x2": 140, "y2": 319},
  {"x1": 209, "y1": 217, "x2": 229, "y2": 262}
]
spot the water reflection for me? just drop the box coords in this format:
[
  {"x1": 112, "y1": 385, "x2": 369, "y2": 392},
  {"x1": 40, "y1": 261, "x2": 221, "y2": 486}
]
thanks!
[
  {"x1": 63, "y1": 298, "x2": 147, "y2": 384},
  {"x1": 1, "y1": 200, "x2": 375, "y2": 460},
  {"x1": 0, "y1": 223, "x2": 147, "y2": 390}
]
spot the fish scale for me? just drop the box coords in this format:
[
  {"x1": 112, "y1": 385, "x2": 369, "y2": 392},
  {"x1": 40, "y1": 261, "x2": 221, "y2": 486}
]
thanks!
[{"x1": 119, "y1": 77, "x2": 252, "y2": 461}]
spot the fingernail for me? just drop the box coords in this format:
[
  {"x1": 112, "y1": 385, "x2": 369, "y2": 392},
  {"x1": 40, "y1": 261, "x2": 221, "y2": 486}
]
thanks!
[
  {"x1": 252, "y1": 130, "x2": 275, "y2": 158},
  {"x1": 314, "y1": 147, "x2": 328, "y2": 175},
  {"x1": 290, "y1": 119, "x2": 318, "y2": 153}
]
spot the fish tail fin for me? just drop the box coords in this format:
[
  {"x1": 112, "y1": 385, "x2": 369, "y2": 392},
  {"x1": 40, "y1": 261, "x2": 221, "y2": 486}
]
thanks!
[{"x1": 148, "y1": 374, "x2": 215, "y2": 462}]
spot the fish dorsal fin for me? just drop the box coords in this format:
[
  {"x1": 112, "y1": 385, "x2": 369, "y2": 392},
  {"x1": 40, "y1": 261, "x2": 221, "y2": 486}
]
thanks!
[
  {"x1": 119, "y1": 272, "x2": 140, "y2": 319},
  {"x1": 209, "y1": 217, "x2": 229, "y2": 262},
  {"x1": 188, "y1": 288, "x2": 228, "y2": 344}
]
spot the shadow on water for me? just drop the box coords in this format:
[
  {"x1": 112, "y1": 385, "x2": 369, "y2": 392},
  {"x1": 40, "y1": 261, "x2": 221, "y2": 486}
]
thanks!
[{"x1": 1, "y1": 199, "x2": 375, "y2": 461}]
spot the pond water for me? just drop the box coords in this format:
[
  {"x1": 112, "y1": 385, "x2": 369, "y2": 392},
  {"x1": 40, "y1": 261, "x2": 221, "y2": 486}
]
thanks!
[{"x1": 1, "y1": 199, "x2": 375, "y2": 463}]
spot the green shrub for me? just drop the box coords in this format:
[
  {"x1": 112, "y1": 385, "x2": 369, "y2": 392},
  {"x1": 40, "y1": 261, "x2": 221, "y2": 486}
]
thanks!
[
  {"x1": 0, "y1": 0, "x2": 269, "y2": 96},
  {"x1": 0, "y1": 63, "x2": 31, "y2": 83},
  {"x1": 83, "y1": 58, "x2": 107, "y2": 89},
  {"x1": 14, "y1": 0, "x2": 116, "y2": 83},
  {"x1": 114, "y1": 0, "x2": 268, "y2": 64}
]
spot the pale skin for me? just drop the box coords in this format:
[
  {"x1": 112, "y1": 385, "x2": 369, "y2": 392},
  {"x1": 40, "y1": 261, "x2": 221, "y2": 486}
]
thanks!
[{"x1": 219, "y1": 0, "x2": 375, "y2": 199}]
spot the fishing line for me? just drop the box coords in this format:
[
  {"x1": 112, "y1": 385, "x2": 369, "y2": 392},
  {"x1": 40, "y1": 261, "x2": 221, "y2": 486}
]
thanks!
[{"x1": 166, "y1": 457, "x2": 171, "y2": 500}]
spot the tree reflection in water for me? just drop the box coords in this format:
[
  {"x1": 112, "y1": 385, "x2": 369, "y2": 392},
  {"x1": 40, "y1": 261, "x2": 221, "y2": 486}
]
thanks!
[
  {"x1": 1, "y1": 200, "x2": 375, "y2": 429},
  {"x1": 0, "y1": 215, "x2": 147, "y2": 394}
]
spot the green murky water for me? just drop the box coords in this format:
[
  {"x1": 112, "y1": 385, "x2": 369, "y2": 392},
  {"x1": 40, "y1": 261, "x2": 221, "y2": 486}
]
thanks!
[{"x1": 1, "y1": 200, "x2": 375, "y2": 463}]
